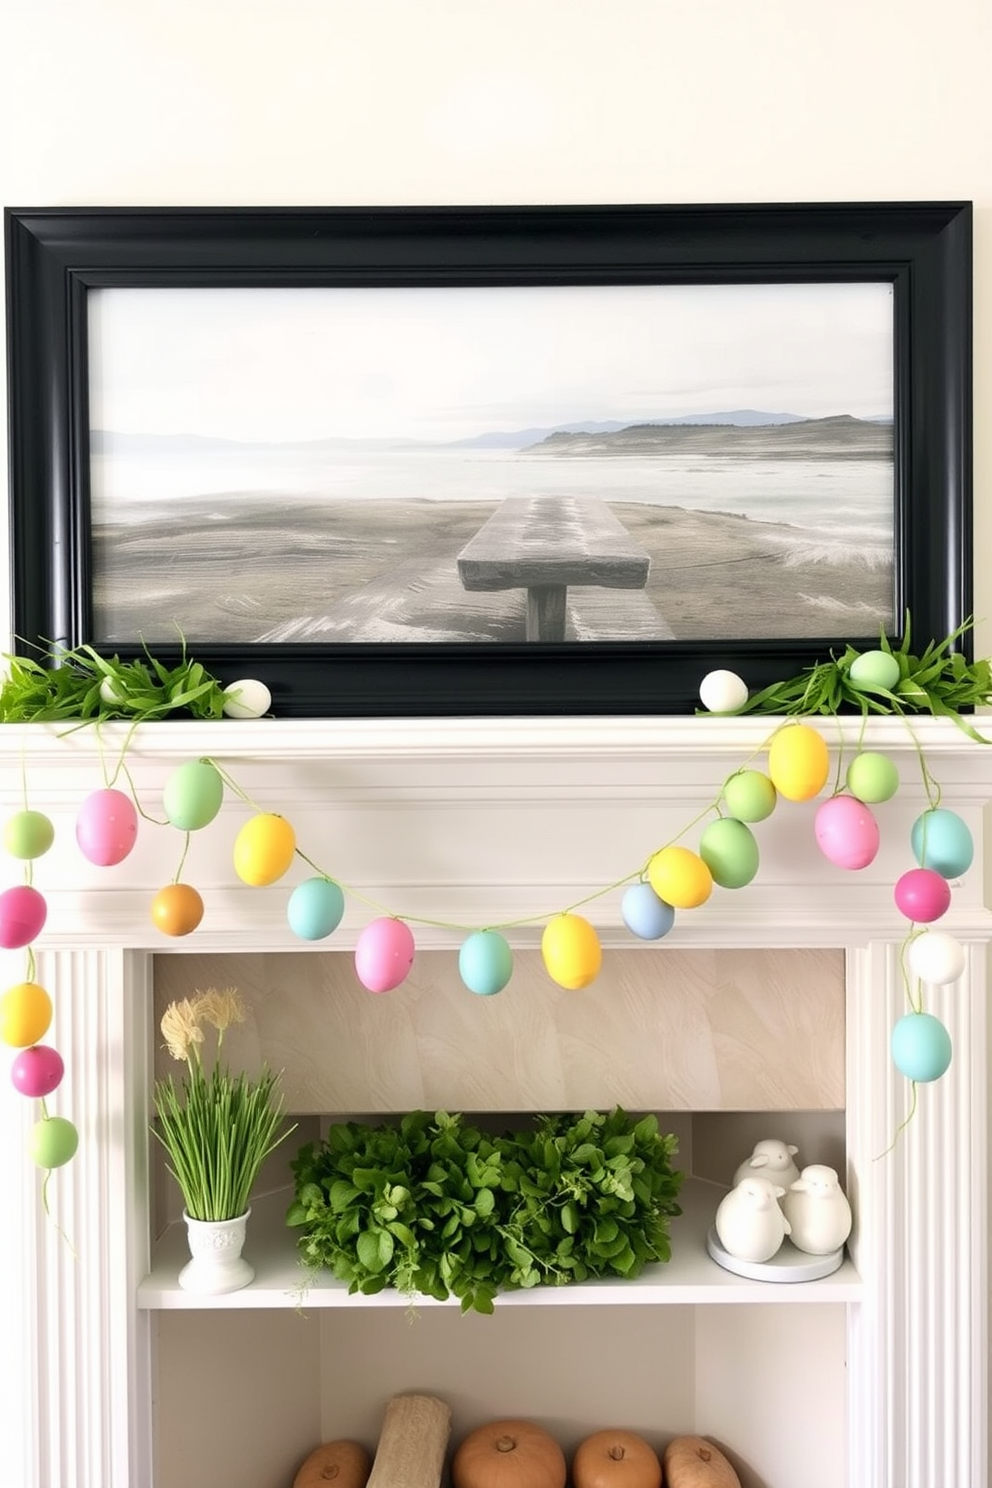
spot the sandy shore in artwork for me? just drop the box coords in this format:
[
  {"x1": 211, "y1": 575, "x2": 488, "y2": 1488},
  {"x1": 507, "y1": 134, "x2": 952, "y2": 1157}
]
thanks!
[{"x1": 91, "y1": 496, "x2": 892, "y2": 645}]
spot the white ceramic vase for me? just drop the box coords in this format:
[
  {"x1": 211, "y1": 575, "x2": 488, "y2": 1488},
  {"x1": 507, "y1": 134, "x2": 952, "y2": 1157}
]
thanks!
[{"x1": 178, "y1": 1208, "x2": 254, "y2": 1295}]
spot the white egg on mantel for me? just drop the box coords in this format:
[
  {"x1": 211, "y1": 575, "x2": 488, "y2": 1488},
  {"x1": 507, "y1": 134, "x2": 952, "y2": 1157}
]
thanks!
[
  {"x1": 221, "y1": 679, "x2": 272, "y2": 718},
  {"x1": 698, "y1": 668, "x2": 749, "y2": 713}
]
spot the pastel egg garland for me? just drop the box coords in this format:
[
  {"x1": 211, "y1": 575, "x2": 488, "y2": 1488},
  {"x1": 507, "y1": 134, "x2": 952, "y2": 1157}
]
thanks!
[
  {"x1": 5, "y1": 669, "x2": 981, "y2": 1211},
  {"x1": 0, "y1": 803, "x2": 74, "y2": 1201}
]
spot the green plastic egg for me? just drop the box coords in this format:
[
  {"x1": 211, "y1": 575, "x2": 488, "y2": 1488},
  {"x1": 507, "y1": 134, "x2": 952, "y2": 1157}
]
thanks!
[
  {"x1": 3, "y1": 809, "x2": 55, "y2": 860},
  {"x1": 848, "y1": 649, "x2": 901, "y2": 692},
  {"x1": 846, "y1": 751, "x2": 900, "y2": 803},
  {"x1": 723, "y1": 769, "x2": 777, "y2": 822},
  {"x1": 27, "y1": 1115, "x2": 79, "y2": 1169},
  {"x1": 163, "y1": 760, "x2": 224, "y2": 831},
  {"x1": 699, "y1": 817, "x2": 760, "y2": 889}
]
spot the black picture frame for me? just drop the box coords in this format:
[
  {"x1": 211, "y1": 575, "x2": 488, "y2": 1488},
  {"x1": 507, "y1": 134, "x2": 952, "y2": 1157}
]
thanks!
[{"x1": 4, "y1": 202, "x2": 973, "y2": 719}]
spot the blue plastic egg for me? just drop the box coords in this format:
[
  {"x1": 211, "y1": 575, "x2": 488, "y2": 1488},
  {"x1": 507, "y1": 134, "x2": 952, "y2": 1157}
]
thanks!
[
  {"x1": 621, "y1": 882, "x2": 676, "y2": 941},
  {"x1": 910, "y1": 808, "x2": 974, "y2": 879},
  {"x1": 891, "y1": 1011, "x2": 952, "y2": 1082},
  {"x1": 458, "y1": 930, "x2": 514, "y2": 996},
  {"x1": 287, "y1": 876, "x2": 345, "y2": 941},
  {"x1": 354, "y1": 917, "x2": 415, "y2": 993}
]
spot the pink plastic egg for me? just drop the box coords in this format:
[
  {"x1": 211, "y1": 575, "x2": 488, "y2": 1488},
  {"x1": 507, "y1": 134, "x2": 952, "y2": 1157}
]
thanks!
[
  {"x1": 0, "y1": 885, "x2": 48, "y2": 948},
  {"x1": 354, "y1": 917, "x2": 415, "y2": 993},
  {"x1": 894, "y1": 867, "x2": 952, "y2": 924},
  {"x1": 76, "y1": 788, "x2": 138, "y2": 866},
  {"x1": 11, "y1": 1044, "x2": 64, "y2": 1097},
  {"x1": 814, "y1": 794, "x2": 880, "y2": 870}
]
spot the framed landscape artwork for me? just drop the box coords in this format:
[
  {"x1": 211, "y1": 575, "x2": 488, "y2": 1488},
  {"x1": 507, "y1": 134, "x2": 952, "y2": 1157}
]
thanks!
[{"x1": 4, "y1": 202, "x2": 972, "y2": 717}]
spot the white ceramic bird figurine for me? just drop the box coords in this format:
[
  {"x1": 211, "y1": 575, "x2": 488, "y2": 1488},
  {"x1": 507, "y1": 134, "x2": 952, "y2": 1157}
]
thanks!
[
  {"x1": 732, "y1": 1138, "x2": 801, "y2": 1192},
  {"x1": 782, "y1": 1164, "x2": 853, "y2": 1255},
  {"x1": 715, "y1": 1176, "x2": 791, "y2": 1263}
]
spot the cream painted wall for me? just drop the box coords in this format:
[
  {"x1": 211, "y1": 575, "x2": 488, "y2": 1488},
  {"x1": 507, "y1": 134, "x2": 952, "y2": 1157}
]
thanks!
[
  {"x1": 1, "y1": 6, "x2": 988, "y2": 1485},
  {"x1": 0, "y1": 0, "x2": 990, "y2": 658}
]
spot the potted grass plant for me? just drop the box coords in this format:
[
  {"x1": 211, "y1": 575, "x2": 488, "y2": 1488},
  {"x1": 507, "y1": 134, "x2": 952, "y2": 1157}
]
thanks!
[{"x1": 152, "y1": 987, "x2": 295, "y2": 1294}]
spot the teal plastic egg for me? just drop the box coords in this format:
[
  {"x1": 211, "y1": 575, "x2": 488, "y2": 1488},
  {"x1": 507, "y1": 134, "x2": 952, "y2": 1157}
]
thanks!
[
  {"x1": 458, "y1": 930, "x2": 514, "y2": 996},
  {"x1": 849, "y1": 649, "x2": 901, "y2": 692},
  {"x1": 845, "y1": 751, "x2": 900, "y2": 803},
  {"x1": 27, "y1": 1115, "x2": 79, "y2": 1169},
  {"x1": 163, "y1": 760, "x2": 224, "y2": 831},
  {"x1": 287, "y1": 877, "x2": 345, "y2": 941},
  {"x1": 911, "y1": 808, "x2": 974, "y2": 879},
  {"x1": 3, "y1": 809, "x2": 55, "y2": 860},
  {"x1": 621, "y1": 882, "x2": 675, "y2": 941},
  {"x1": 699, "y1": 817, "x2": 760, "y2": 889},
  {"x1": 723, "y1": 769, "x2": 777, "y2": 823},
  {"x1": 890, "y1": 1012, "x2": 952, "y2": 1082}
]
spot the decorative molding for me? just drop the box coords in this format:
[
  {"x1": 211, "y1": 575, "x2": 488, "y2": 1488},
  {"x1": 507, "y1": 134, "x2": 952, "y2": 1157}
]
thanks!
[
  {"x1": 2, "y1": 715, "x2": 989, "y2": 1484},
  {"x1": 846, "y1": 941, "x2": 988, "y2": 1487}
]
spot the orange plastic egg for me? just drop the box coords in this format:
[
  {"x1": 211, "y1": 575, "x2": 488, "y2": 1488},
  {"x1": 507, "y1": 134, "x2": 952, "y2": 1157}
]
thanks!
[{"x1": 151, "y1": 883, "x2": 205, "y2": 937}]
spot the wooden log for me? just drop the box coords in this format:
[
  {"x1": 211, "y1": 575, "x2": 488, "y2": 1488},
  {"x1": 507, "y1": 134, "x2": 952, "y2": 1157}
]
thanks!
[{"x1": 365, "y1": 1393, "x2": 452, "y2": 1488}]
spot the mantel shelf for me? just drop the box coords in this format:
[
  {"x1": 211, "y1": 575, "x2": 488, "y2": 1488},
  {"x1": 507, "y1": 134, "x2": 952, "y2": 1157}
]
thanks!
[{"x1": 137, "y1": 1178, "x2": 863, "y2": 1311}]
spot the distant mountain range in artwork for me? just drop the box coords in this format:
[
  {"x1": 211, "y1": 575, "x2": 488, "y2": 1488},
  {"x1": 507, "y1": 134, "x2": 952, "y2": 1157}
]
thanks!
[{"x1": 91, "y1": 410, "x2": 893, "y2": 458}]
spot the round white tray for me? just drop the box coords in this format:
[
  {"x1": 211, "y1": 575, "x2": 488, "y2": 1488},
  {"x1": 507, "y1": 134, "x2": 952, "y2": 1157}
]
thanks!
[{"x1": 706, "y1": 1226, "x2": 844, "y2": 1283}]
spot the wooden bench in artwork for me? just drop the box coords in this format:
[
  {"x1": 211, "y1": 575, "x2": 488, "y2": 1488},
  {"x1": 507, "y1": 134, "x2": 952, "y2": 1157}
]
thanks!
[{"x1": 456, "y1": 494, "x2": 656, "y2": 641}]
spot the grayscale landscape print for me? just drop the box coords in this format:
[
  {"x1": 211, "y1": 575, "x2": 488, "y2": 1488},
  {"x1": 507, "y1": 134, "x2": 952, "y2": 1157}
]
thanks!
[{"x1": 87, "y1": 282, "x2": 895, "y2": 645}]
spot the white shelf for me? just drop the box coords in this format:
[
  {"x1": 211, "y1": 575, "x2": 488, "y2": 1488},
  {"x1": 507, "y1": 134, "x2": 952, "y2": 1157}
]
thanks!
[{"x1": 137, "y1": 1177, "x2": 863, "y2": 1310}]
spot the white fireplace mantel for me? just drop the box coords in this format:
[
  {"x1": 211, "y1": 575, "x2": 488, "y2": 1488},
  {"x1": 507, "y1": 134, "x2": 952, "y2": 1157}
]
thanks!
[{"x1": 0, "y1": 713, "x2": 988, "y2": 1487}]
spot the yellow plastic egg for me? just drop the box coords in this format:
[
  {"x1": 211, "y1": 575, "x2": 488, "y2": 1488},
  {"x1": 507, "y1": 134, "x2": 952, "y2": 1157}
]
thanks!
[
  {"x1": 541, "y1": 913, "x2": 602, "y2": 989},
  {"x1": 647, "y1": 845, "x2": 713, "y2": 908},
  {"x1": 767, "y1": 724, "x2": 830, "y2": 802},
  {"x1": 0, "y1": 981, "x2": 53, "y2": 1047},
  {"x1": 233, "y1": 813, "x2": 297, "y2": 886}
]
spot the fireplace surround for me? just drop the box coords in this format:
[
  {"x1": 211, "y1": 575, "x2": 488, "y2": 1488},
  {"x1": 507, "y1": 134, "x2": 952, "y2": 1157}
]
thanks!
[{"x1": 0, "y1": 713, "x2": 988, "y2": 1487}]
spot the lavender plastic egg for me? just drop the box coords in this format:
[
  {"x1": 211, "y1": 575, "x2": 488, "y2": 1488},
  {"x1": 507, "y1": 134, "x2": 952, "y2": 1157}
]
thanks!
[
  {"x1": 814, "y1": 794, "x2": 880, "y2": 870},
  {"x1": 458, "y1": 930, "x2": 514, "y2": 996},
  {"x1": 11, "y1": 1044, "x2": 64, "y2": 1098},
  {"x1": 907, "y1": 930, "x2": 966, "y2": 986},
  {"x1": 910, "y1": 808, "x2": 974, "y2": 879},
  {"x1": 76, "y1": 788, "x2": 138, "y2": 866},
  {"x1": 354, "y1": 917, "x2": 415, "y2": 993},
  {"x1": 894, "y1": 867, "x2": 952, "y2": 923},
  {"x1": 891, "y1": 1011, "x2": 952, "y2": 1082},
  {"x1": 621, "y1": 882, "x2": 676, "y2": 941},
  {"x1": 0, "y1": 885, "x2": 48, "y2": 949}
]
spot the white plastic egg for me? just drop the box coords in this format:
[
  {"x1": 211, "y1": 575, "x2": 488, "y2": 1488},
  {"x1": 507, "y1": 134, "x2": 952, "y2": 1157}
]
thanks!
[
  {"x1": 699, "y1": 669, "x2": 749, "y2": 714},
  {"x1": 222, "y1": 679, "x2": 272, "y2": 719}
]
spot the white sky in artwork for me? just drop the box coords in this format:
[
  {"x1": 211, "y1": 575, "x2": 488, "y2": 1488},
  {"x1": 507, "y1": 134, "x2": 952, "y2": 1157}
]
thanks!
[{"x1": 87, "y1": 281, "x2": 894, "y2": 444}]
